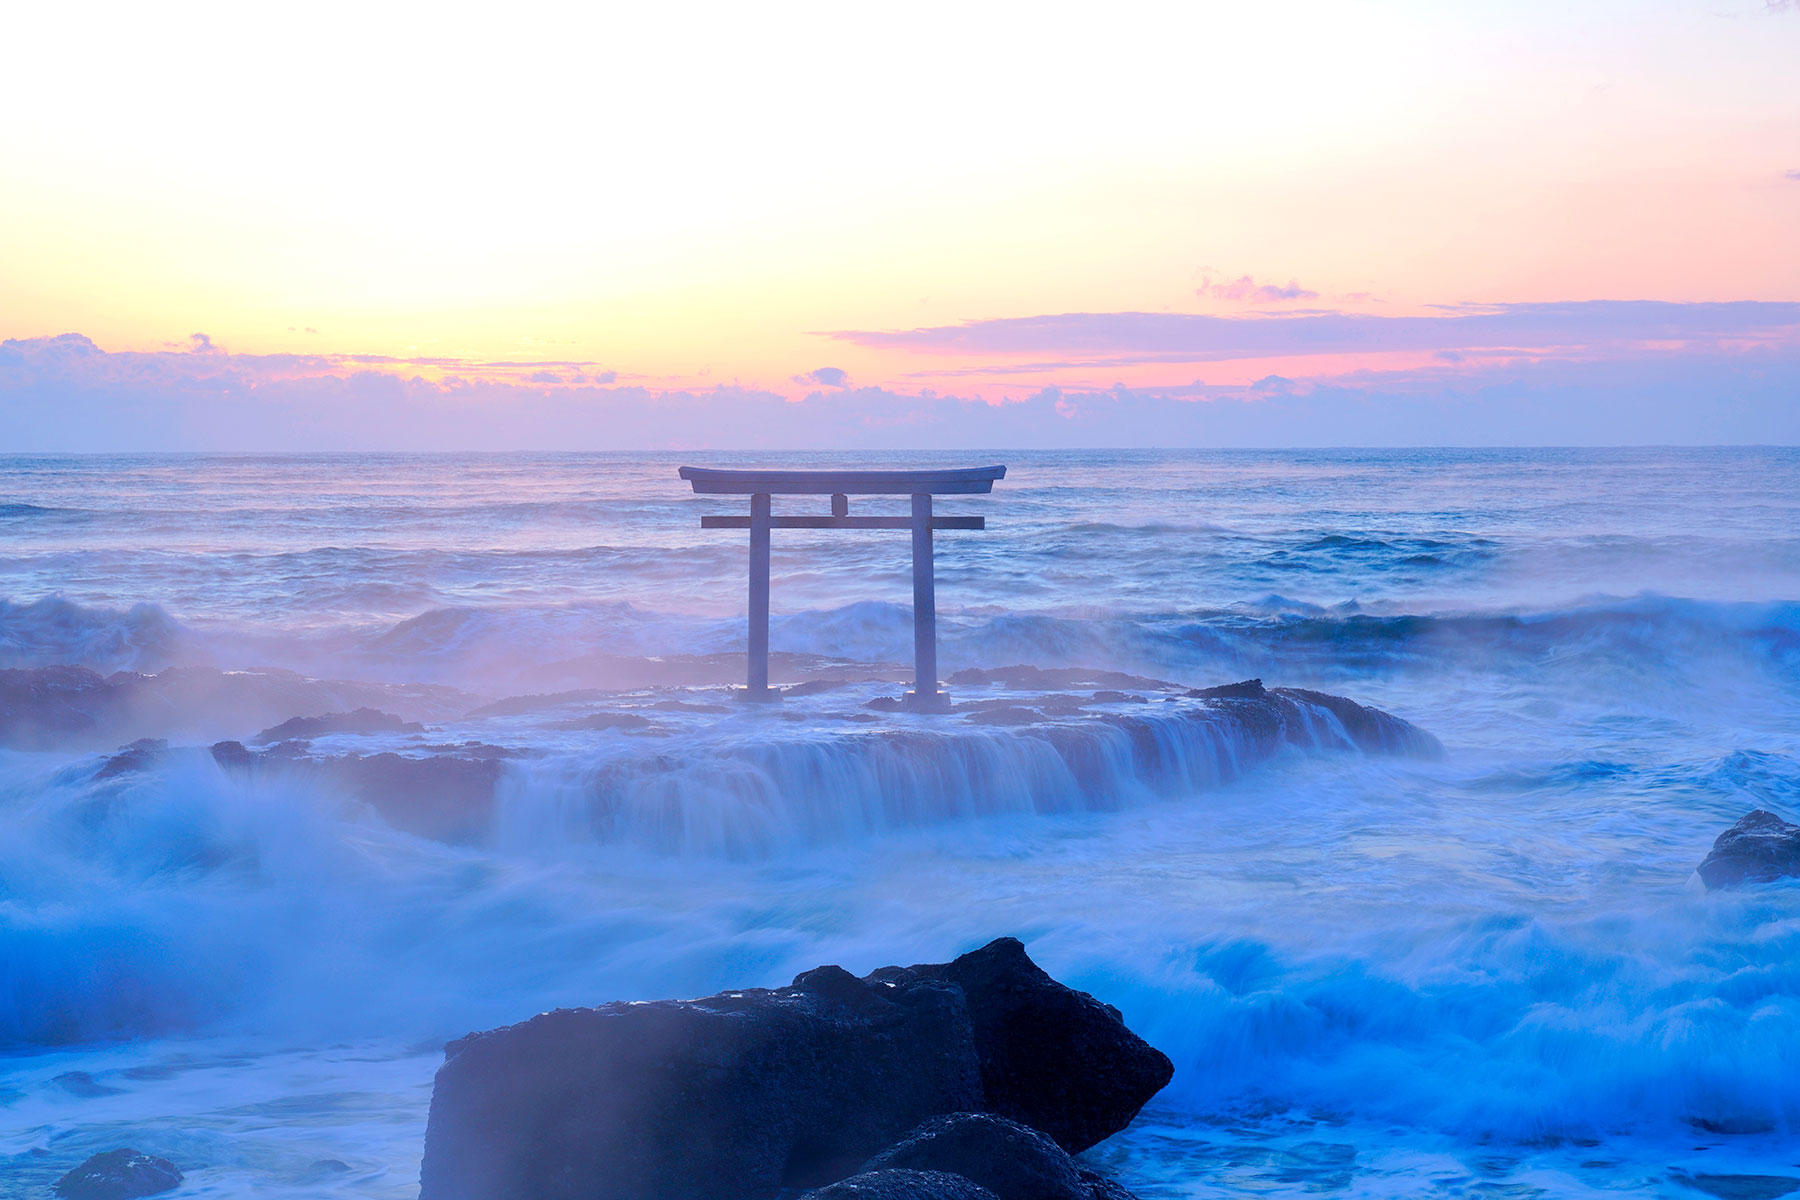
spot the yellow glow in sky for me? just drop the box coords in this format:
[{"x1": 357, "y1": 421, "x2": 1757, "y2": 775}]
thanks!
[{"x1": 2, "y1": 0, "x2": 1796, "y2": 396}]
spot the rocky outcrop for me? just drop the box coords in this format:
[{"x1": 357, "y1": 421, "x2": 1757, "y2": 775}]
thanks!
[
  {"x1": 860, "y1": 1113, "x2": 1095, "y2": 1200},
  {"x1": 1185, "y1": 678, "x2": 1441, "y2": 758},
  {"x1": 53, "y1": 1150, "x2": 182, "y2": 1199},
  {"x1": 881, "y1": 940, "x2": 1171, "y2": 1154},
  {"x1": 419, "y1": 939, "x2": 1166, "y2": 1200},
  {"x1": 1697, "y1": 809, "x2": 1800, "y2": 889}
]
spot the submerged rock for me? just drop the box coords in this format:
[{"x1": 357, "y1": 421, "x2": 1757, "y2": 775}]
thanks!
[
  {"x1": 1183, "y1": 679, "x2": 1442, "y2": 758},
  {"x1": 1697, "y1": 809, "x2": 1800, "y2": 889},
  {"x1": 52, "y1": 1149, "x2": 182, "y2": 1199},
  {"x1": 253, "y1": 707, "x2": 423, "y2": 742},
  {"x1": 93, "y1": 738, "x2": 169, "y2": 779},
  {"x1": 802, "y1": 1170, "x2": 1001, "y2": 1200},
  {"x1": 860, "y1": 1113, "x2": 1095, "y2": 1200},
  {"x1": 211, "y1": 742, "x2": 504, "y2": 843},
  {"x1": 882, "y1": 939, "x2": 1172, "y2": 1155},
  {"x1": 420, "y1": 939, "x2": 1168, "y2": 1200}
]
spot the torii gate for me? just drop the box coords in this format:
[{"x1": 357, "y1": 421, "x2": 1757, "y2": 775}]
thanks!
[{"x1": 679, "y1": 465, "x2": 1007, "y2": 708}]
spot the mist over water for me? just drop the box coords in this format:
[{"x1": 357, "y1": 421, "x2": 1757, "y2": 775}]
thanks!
[{"x1": 4, "y1": 448, "x2": 1800, "y2": 1198}]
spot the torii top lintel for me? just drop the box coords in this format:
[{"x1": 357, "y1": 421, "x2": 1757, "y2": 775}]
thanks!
[
  {"x1": 678, "y1": 465, "x2": 1005, "y2": 495},
  {"x1": 678, "y1": 464, "x2": 1006, "y2": 707}
]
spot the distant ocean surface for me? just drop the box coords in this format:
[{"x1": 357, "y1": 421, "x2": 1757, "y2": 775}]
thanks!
[{"x1": 4, "y1": 448, "x2": 1800, "y2": 1198}]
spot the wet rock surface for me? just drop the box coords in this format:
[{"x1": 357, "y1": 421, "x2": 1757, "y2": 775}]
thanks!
[
  {"x1": 1697, "y1": 809, "x2": 1800, "y2": 889},
  {"x1": 882, "y1": 939, "x2": 1172, "y2": 1155},
  {"x1": 52, "y1": 1149, "x2": 182, "y2": 1199},
  {"x1": 420, "y1": 939, "x2": 1162, "y2": 1200},
  {"x1": 860, "y1": 1113, "x2": 1093, "y2": 1200},
  {"x1": 800, "y1": 1170, "x2": 1002, "y2": 1200}
]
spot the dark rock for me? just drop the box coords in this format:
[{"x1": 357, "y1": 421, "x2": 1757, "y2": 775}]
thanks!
[
  {"x1": 93, "y1": 739, "x2": 168, "y2": 779},
  {"x1": 887, "y1": 939, "x2": 1172, "y2": 1155},
  {"x1": 1174, "y1": 681, "x2": 1441, "y2": 758},
  {"x1": 337, "y1": 751, "x2": 503, "y2": 840},
  {"x1": 253, "y1": 707, "x2": 423, "y2": 742},
  {"x1": 211, "y1": 742, "x2": 503, "y2": 843},
  {"x1": 1675, "y1": 1174, "x2": 1800, "y2": 1200},
  {"x1": 1271, "y1": 686, "x2": 1440, "y2": 756},
  {"x1": 862, "y1": 1113, "x2": 1088, "y2": 1200},
  {"x1": 418, "y1": 741, "x2": 526, "y2": 758},
  {"x1": 1088, "y1": 692, "x2": 1144, "y2": 705},
  {"x1": 801, "y1": 1170, "x2": 1000, "y2": 1200},
  {"x1": 209, "y1": 739, "x2": 255, "y2": 770},
  {"x1": 550, "y1": 711, "x2": 661, "y2": 732},
  {"x1": 53, "y1": 1149, "x2": 182, "y2": 1199},
  {"x1": 419, "y1": 967, "x2": 984, "y2": 1200},
  {"x1": 1186, "y1": 678, "x2": 1267, "y2": 700},
  {"x1": 1697, "y1": 810, "x2": 1800, "y2": 889}
]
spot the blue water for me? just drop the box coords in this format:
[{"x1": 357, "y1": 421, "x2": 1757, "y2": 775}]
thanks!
[{"x1": 3, "y1": 448, "x2": 1800, "y2": 1198}]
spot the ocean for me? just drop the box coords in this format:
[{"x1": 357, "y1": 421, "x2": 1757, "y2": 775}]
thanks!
[{"x1": 3, "y1": 447, "x2": 1799, "y2": 1198}]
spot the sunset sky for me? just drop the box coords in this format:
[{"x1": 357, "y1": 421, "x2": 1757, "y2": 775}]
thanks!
[{"x1": 2, "y1": 0, "x2": 1796, "y2": 448}]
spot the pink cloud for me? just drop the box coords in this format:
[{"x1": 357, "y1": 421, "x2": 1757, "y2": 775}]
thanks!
[
  {"x1": 2, "y1": 325, "x2": 1797, "y2": 450},
  {"x1": 1199, "y1": 273, "x2": 1320, "y2": 304}
]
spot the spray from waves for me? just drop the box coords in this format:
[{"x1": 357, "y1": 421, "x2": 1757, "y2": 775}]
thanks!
[
  {"x1": 9, "y1": 734, "x2": 1796, "y2": 1149},
  {"x1": 0, "y1": 687, "x2": 1431, "y2": 1049},
  {"x1": 7, "y1": 590, "x2": 1800, "y2": 709},
  {"x1": 1096, "y1": 890, "x2": 1800, "y2": 1144},
  {"x1": 0, "y1": 595, "x2": 199, "y2": 673}
]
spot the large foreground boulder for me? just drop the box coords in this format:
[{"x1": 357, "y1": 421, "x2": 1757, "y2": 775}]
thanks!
[
  {"x1": 420, "y1": 940, "x2": 1169, "y2": 1200},
  {"x1": 882, "y1": 939, "x2": 1173, "y2": 1154},
  {"x1": 419, "y1": 965, "x2": 983, "y2": 1200},
  {"x1": 1697, "y1": 809, "x2": 1800, "y2": 889}
]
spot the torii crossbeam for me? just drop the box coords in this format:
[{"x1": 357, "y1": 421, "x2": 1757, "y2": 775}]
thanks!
[{"x1": 679, "y1": 465, "x2": 1007, "y2": 708}]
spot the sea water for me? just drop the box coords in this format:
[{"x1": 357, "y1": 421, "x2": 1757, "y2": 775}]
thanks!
[{"x1": 2, "y1": 448, "x2": 1799, "y2": 1198}]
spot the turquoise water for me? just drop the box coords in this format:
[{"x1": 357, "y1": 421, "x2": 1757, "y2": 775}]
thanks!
[{"x1": 3, "y1": 448, "x2": 1799, "y2": 1197}]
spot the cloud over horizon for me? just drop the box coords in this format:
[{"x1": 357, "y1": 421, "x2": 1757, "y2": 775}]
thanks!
[
  {"x1": 2, "y1": 322, "x2": 1796, "y2": 451},
  {"x1": 825, "y1": 300, "x2": 1800, "y2": 365}
]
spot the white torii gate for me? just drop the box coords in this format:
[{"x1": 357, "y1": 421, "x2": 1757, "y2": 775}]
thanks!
[{"x1": 679, "y1": 465, "x2": 1007, "y2": 708}]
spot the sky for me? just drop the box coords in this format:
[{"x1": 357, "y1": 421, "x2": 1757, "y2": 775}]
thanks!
[{"x1": 1, "y1": 0, "x2": 1796, "y2": 449}]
